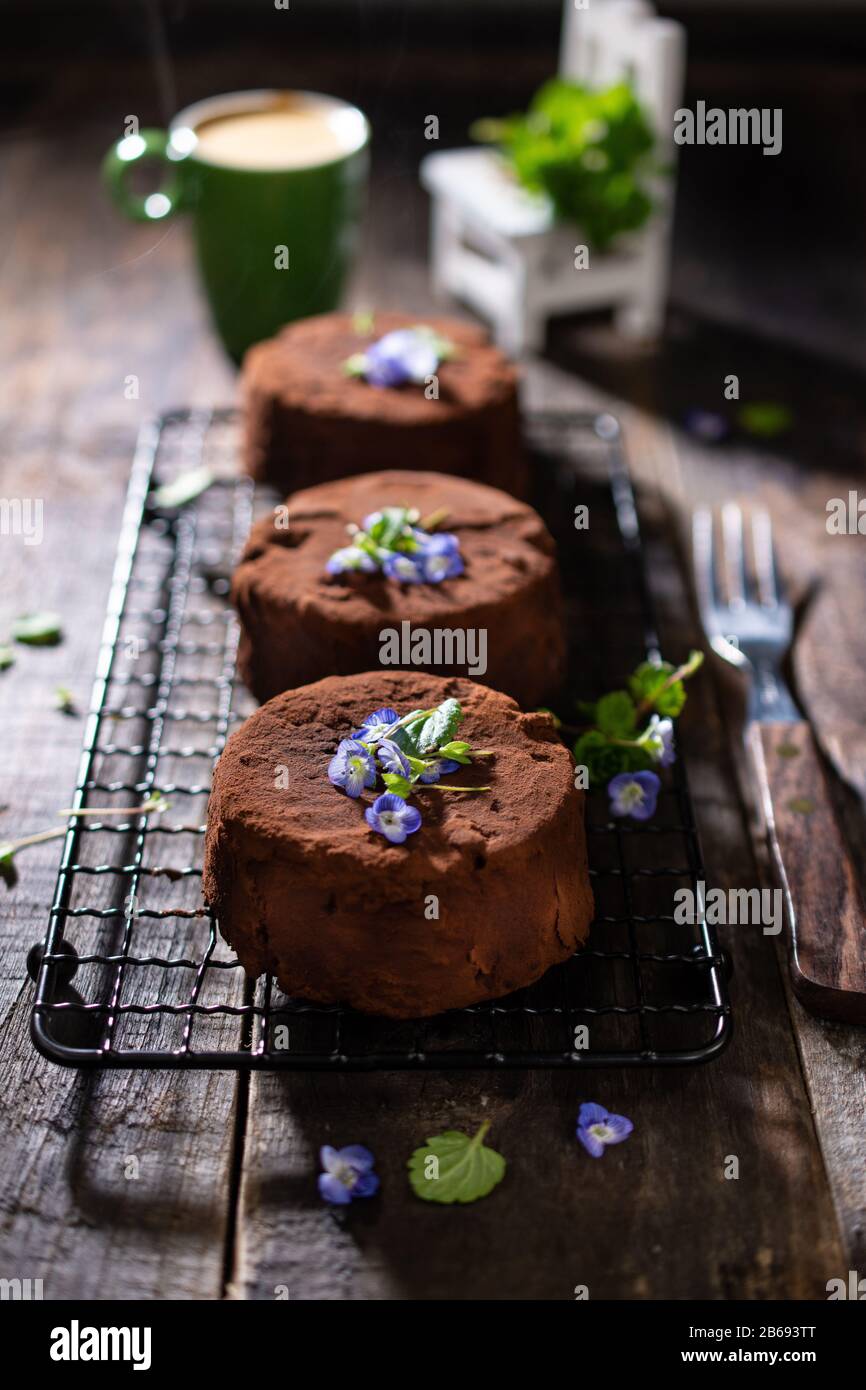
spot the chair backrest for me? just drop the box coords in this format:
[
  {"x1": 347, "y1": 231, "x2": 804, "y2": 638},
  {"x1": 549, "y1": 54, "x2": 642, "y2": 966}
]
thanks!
[{"x1": 559, "y1": 0, "x2": 686, "y2": 150}]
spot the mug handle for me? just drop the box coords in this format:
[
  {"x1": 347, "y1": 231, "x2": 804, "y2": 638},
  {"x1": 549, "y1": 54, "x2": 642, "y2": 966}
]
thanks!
[{"x1": 102, "y1": 129, "x2": 187, "y2": 223}]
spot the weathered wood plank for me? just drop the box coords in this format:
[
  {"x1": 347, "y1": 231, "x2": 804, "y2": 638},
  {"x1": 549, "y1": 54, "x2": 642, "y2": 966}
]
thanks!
[
  {"x1": 626, "y1": 410, "x2": 866, "y2": 1274},
  {"x1": 0, "y1": 131, "x2": 239, "y2": 1300}
]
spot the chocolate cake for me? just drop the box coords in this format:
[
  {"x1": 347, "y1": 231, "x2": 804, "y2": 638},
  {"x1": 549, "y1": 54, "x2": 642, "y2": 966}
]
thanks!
[
  {"x1": 203, "y1": 671, "x2": 593, "y2": 1019},
  {"x1": 232, "y1": 469, "x2": 565, "y2": 708},
  {"x1": 241, "y1": 311, "x2": 527, "y2": 497}
]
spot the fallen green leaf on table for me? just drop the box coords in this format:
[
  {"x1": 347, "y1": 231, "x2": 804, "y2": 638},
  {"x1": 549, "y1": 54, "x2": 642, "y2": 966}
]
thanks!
[
  {"x1": 407, "y1": 1121, "x2": 506, "y2": 1204},
  {"x1": 0, "y1": 646, "x2": 14, "y2": 671},
  {"x1": 0, "y1": 845, "x2": 18, "y2": 889},
  {"x1": 55, "y1": 685, "x2": 77, "y2": 715},
  {"x1": 737, "y1": 401, "x2": 793, "y2": 438},
  {"x1": 150, "y1": 465, "x2": 215, "y2": 510},
  {"x1": 13, "y1": 611, "x2": 63, "y2": 646}
]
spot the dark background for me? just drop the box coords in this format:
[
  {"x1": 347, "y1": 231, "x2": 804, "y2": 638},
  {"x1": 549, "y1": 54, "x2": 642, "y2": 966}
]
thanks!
[{"x1": 3, "y1": 0, "x2": 866, "y2": 375}]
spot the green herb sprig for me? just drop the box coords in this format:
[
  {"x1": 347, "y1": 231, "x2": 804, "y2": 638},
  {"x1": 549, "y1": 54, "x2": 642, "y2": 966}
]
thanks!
[{"x1": 573, "y1": 651, "x2": 704, "y2": 787}]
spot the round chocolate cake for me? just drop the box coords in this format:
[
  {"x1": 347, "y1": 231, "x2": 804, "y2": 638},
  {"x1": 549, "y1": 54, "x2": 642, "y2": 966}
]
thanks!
[
  {"x1": 232, "y1": 469, "x2": 565, "y2": 708},
  {"x1": 241, "y1": 311, "x2": 527, "y2": 498},
  {"x1": 203, "y1": 671, "x2": 593, "y2": 1019}
]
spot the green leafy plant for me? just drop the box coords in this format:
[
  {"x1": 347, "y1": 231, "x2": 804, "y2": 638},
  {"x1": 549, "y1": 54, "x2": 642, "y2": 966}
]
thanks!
[
  {"x1": 472, "y1": 78, "x2": 658, "y2": 250},
  {"x1": 573, "y1": 651, "x2": 704, "y2": 787},
  {"x1": 407, "y1": 1122, "x2": 506, "y2": 1205}
]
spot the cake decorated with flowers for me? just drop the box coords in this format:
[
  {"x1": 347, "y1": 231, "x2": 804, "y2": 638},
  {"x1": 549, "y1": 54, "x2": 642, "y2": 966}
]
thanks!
[
  {"x1": 241, "y1": 311, "x2": 527, "y2": 498},
  {"x1": 232, "y1": 469, "x2": 565, "y2": 708},
  {"x1": 203, "y1": 670, "x2": 593, "y2": 1018}
]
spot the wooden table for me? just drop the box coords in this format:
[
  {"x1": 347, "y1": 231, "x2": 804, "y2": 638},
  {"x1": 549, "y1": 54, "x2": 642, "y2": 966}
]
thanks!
[{"x1": 1, "y1": 31, "x2": 865, "y2": 1301}]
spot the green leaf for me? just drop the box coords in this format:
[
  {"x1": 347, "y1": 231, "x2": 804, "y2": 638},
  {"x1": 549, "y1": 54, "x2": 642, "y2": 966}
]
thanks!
[
  {"x1": 437, "y1": 739, "x2": 472, "y2": 765},
  {"x1": 595, "y1": 690, "x2": 637, "y2": 737},
  {"x1": 628, "y1": 661, "x2": 685, "y2": 717},
  {"x1": 343, "y1": 352, "x2": 368, "y2": 377},
  {"x1": 417, "y1": 699, "x2": 463, "y2": 754},
  {"x1": 13, "y1": 611, "x2": 63, "y2": 646},
  {"x1": 737, "y1": 401, "x2": 792, "y2": 439},
  {"x1": 0, "y1": 844, "x2": 17, "y2": 890},
  {"x1": 0, "y1": 646, "x2": 14, "y2": 672},
  {"x1": 407, "y1": 1122, "x2": 506, "y2": 1205},
  {"x1": 378, "y1": 506, "x2": 411, "y2": 550},
  {"x1": 390, "y1": 709, "x2": 427, "y2": 757},
  {"x1": 573, "y1": 730, "x2": 653, "y2": 787},
  {"x1": 55, "y1": 686, "x2": 77, "y2": 715},
  {"x1": 150, "y1": 465, "x2": 214, "y2": 510},
  {"x1": 382, "y1": 773, "x2": 413, "y2": 799}
]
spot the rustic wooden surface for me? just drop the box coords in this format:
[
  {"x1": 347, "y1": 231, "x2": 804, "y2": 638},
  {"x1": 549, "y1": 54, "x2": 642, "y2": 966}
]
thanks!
[{"x1": 1, "y1": 26, "x2": 865, "y2": 1299}]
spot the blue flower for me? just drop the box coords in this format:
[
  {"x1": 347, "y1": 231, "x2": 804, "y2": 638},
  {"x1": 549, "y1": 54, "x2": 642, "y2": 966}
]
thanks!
[
  {"x1": 417, "y1": 532, "x2": 465, "y2": 583},
  {"x1": 382, "y1": 551, "x2": 426, "y2": 584},
  {"x1": 377, "y1": 739, "x2": 412, "y2": 778},
  {"x1": 318, "y1": 1144, "x2": 380, "y2": 1205},
  {"x1": 325, "y1": 545, "x2": 377, "y2": 576},
  {"x1": 363, "y1": 328, "x2": 439, "y2": 388},
  {"x1": 418, "y1": 758, "x2": 461, "y2": 783},
  {"x1": 683, "y1": 408, "x2": 728, "y2": 444},
  {"x1": 353, "y1": 707, "x2": 400, "y2": 745},
  {"x1": 328, "y1": 739, "x2": 377, "y2": 798},
  {"x1": 646, "y1": 715, "x2": 675, "y2": 767},
  {"x1": 576, "y1": 1102, "x2": 634, "y2": 1159},
  {"x1": 365, "y1": 792, "x2": 422, "y2": 844},
  {"x1": 607, "y1": 770, "x2": 661, "y2": 820}
]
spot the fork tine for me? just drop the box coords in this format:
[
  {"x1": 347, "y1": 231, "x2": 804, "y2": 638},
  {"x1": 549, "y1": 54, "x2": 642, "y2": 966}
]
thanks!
[
  {"x1": 692, "y1": 507, "x2": 718, "y2": 616},
  {"x1": 751, "y1": 508, "x2": 779, "y2": 608},
  {"x1": 721, "y1": 502, "x2": 748, "y2": 608}
]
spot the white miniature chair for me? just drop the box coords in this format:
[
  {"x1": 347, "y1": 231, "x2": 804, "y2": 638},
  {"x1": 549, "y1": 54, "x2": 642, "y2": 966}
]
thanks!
[{"x1": 419, "y1": 0, "x2": 686, "y2": 354}]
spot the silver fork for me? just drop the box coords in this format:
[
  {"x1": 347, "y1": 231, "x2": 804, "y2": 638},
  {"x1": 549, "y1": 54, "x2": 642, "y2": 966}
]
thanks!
[{"x1": 692, "y1": 503, "x2": 866, "y2": 1024}]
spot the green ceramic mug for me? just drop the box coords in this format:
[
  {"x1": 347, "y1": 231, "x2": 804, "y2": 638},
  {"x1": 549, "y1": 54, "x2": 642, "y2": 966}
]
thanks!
[{"x1": 103, "y1": 90, "x2": 370, "y2": 362}]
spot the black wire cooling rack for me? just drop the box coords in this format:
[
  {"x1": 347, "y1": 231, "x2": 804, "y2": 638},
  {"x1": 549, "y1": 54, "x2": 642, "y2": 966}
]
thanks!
[{"x1": 30, "y1": 408, "x2": 732, "y2": 1070}]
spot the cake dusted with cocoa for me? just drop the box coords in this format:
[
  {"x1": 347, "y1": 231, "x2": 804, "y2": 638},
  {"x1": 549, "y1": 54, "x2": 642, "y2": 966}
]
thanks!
[
  {"x1": 203, "y1": 671, "x2": 593, "y2": 1019},
  {"x1": 232, "y1": 469, "x2": 566, "y2": 708},
  {"x1": 240, "y1": 311, "x2": 527, "y2": 497}
]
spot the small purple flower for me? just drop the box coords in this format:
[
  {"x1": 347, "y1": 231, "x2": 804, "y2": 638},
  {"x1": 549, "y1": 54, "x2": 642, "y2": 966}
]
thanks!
[
  {"x1": 646, "y1": 715, "x2": 675, "y2": 767},
  {"x1": 418, "y1": 532, "x2": 465, "y2": 583},
  {"x1": 363, "y1": 328, "x2": 439, "y2": 388},
  {"x1": 365, "y1": 792, "x2": 422, "y2": 844},
  {"x1": 608, "y1": 770, "x2": 661, "y2": 821},
  {"x1": 576, "y1": 1102, "x2": 634, "y2": 1159},
  {"x1": 418, "y1": 758, "x2": 461, "y2": 784},
  {"x1": 325, "y1": 545, "x2": 377, "y2": 576},
  {"x1": 318, "y1": 1144, "x2": 380, "y2": 1205},
  {"x1": 377, "y1": 738, "x2": 412, "y2": 778},
  {"x1": 683, "y1": 408, "x2": 728, "y2": 444},
  {"x1": 353, "y1": 707, "x2": 400, "y2": 745},
  {"x1": 328, "y1": 739, "x2": 377, "y2": 798},
  {"x1": 382, "y1": 551, "x2": 426, "y2": 584}
]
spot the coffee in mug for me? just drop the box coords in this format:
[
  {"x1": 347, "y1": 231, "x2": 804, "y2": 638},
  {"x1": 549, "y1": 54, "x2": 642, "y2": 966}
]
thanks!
[{"x1": 103, "y1": 90, "x2": 370, "y2": 361}]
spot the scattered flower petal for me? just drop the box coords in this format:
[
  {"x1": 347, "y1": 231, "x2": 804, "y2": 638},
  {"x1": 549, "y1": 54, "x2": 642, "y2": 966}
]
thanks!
[
  {"x1": 318, "y1": 1144, "x2": 380, "y2": 1204},
  {"x1": 576, "y1": 1102, "x2": 634, "y2": 1159}
]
